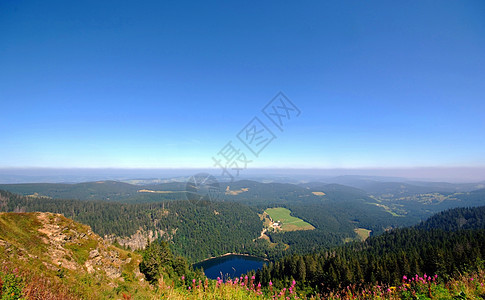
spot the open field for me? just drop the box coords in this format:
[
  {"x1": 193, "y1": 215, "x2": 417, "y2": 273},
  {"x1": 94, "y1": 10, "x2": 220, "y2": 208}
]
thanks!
[
  {"x1": 354, "y1": 228, "x2": 372, "y2": 241},
  {"x1": 265, "y1": 207, "x2": 315, "y2": 231},
  {"x1": 312, "y1": 191, "x2": 326, "y2": 196},
  {"x1": 225, "y1": 186, "x2": 250, "y2": 195},
  {"x1": 137, "y1": 189, "x2": 178, "y2": 194}
]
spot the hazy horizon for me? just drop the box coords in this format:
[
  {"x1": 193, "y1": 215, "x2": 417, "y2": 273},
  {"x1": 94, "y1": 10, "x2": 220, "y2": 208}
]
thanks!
[{"x1": 1, "y1": 167, "x2": 484, "y2": 184}]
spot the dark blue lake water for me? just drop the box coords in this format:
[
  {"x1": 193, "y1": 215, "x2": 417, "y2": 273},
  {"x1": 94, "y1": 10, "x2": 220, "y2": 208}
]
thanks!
[{"x1": 193, "y1": 254, "x2": 267, "y2": 280}]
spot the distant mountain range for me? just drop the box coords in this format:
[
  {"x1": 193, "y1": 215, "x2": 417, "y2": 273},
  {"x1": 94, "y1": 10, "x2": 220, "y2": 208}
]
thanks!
[{"x1": 1, "y1": 168, "x2": 484, "y2": 184}]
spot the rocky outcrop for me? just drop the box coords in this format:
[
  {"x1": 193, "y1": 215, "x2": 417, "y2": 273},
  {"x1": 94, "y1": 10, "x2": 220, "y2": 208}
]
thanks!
[
  {"x1": 36, "y1": 212, "x2": 141, "y2": 280},
  {"x1": 104, "y1": 228, "x2": 167, "y2": 250},
  {"x1": 0, "y1": 212, "x2": 144, "y2": 283}
]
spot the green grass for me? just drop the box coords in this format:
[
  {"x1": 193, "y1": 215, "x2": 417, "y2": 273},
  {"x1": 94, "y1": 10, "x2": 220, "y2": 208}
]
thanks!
[
  {"x1": 0, "y1": 212, "x2": 156, "y2": 299},
  {"x1": 0, "y1": 212, "x2": 47, "y2": 254},
  {"x1": 265, "y1": 207, "x2": 314, "y2": 231},
  {"x1": 65, "y1": 239, "x2": 98, "y2": 265},
  {"x1": 369, "y1": 202, "x2": 403, "y2": 217},
  {"x1": 354, "y1": 228, "x2": 371, "y2": 241},
  {"x1": 1, "y1": 213, "x2": 485, "y2": 299}
]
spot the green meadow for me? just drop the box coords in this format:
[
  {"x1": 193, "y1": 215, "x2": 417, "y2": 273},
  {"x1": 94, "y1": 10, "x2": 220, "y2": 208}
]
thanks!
[{"x1": 265, "y1": 207, "x2": 315, "y2": 231}]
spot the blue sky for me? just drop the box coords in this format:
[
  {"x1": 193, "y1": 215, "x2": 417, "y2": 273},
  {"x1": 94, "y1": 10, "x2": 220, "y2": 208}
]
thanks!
[{"x1": 1, "y1": 1, "x2": 484, "y2": 169}]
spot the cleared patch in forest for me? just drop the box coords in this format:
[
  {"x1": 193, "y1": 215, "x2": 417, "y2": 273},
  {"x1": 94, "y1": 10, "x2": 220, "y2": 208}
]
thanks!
[
  {"x1": 312, "y1": 191, "x2": 326, "y2": 196},
  {"x1": 354, "y1": 228, "x2": 371, "y2": 241},
  {"x1": 137, "y1": 189, "x2": 178, "y2": 194},
  {"x1": 265, "y1": 207, "x2": 314, "y2": 231},
  {"x1": 225, "y1": 187, "x2": 249, "y2": 195}
]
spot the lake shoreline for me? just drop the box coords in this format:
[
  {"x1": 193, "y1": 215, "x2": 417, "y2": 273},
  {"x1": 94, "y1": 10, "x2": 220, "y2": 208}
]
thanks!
[
  {"x1": 193, "y1": 253, "x2": 269, "y2": 280},
  {"x1": 193, "y1": 252, "x2": 270, "y2": 265}
]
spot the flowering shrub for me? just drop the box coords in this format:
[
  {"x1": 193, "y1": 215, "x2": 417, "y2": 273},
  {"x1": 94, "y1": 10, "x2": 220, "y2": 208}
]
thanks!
[
  {"x1": 174, "y1": 274, "x2": 302, "y2": 299},
  {"x1": 0, "y1": 268, "x2": 24, "y2": 300},
  {"x1": 322, "y1": 271, "x2": 485, "y2": 300},
  {"x1": 155, "y1": 270, "x2": 485, "y2": 299}
]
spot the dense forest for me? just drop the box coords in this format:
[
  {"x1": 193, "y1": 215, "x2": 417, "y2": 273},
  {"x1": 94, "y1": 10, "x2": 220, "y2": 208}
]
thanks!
[
  {"x1": 0, "y1": 186, "x2": 484, "y2": 298},
  {"x1": 0, "y1": 189, "x2": 264, "y2": 262},
  {"x1": 0, "y1": 181, "x2": 187, "y2": 203},
  {"x1": 256, "y1": 206, "x2": 485, "y2": 296},
  {"x1": 0, "y1": 181, "x2": 413, "y2": 261},
  {"x1": 2, "y1": 179, "x2": 485, "y2": 264},
  {"x1": 416, "y1": 205, "x2": 485, "y2": 231}
]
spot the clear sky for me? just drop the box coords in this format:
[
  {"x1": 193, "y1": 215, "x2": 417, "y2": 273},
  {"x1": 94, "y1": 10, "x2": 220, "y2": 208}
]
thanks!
[{"x1": 1, "y1": 1, "x2": 484, "y2": 170}]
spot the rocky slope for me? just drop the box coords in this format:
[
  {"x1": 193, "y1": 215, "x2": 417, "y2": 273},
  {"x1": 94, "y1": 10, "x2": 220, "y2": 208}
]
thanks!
[{"x1": 0, "y1": 212, "x2": 152, "y2": 299}]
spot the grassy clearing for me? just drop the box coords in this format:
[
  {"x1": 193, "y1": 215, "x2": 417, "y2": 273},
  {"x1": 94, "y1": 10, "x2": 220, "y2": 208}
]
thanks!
[
  {"x1": 265, "y1": 207, "x2": 314, "y2": 231},
  {"x1": 137, "y1": 189, "x2": 179, "y2": 194},
  {"x1": 311, "y1": 191, "x2": 326, "y2": 196},
  {"x1": 0, "y1": 212, "x2": 46, "y2": 254},
  {"x1": 370, "y1": 202, "x2": 403, "y2": 217},
  {"x1": 354, "y1": 228, "x2": 371, "y2": 241},
  {"x1": 225, "y1": 186, "x2": 250, "y2": 195}
]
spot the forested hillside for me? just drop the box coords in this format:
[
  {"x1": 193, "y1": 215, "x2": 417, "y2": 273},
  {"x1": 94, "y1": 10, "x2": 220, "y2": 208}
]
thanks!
[
  {"x1": 2, "y1": 208, "x2": 484, "y2": 299},
  {"x1": 0, "y1": 182, "x2": 412, "y2": 262},
  {"x1": 0, "y1": 181, "x2": 186, "y2": 203},
  {"x1": 1, "y1": 179, "x2": 484, "y2": 263},
  {"x1": 417, "y1": 205, "x2": 485, "y2": 231},
  {"x1": 0, "y1": 190, "x2": 263, "y2": 262},
  {"x1": 256, "y1": 206, "x2": 485, "y2": 295}
]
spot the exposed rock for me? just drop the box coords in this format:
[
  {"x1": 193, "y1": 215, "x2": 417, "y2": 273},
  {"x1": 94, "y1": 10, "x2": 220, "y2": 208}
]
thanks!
[
  {"x1": 104, "y1": 265, "x2": 122, "y2": 279},
  {"x1": 104, "y1": 228, "x2": 167, "y2": 250},
  {"x1": 10, "y1": 212, "x2": 145, "y2": 282},
  {"x1": 89, "y1": 249, "x2": 99, "y2": 259},
  {"x1": 0, "y1": 239, "x2": 11, "y2": 249}
]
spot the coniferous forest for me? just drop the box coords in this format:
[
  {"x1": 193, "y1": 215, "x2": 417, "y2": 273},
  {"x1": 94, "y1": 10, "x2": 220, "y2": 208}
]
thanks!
[
  {"x1": 1, "y1": 186, "x2": 485, "y2": 299},
  {"x1": 256, "y1": 207, "x2": 485, "y2": 294}
]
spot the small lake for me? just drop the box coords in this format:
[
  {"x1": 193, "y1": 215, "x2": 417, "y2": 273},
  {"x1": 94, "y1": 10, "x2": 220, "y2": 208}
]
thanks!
[{"x1": 193, "y1": 254, "x2": 267, "y2": 280}]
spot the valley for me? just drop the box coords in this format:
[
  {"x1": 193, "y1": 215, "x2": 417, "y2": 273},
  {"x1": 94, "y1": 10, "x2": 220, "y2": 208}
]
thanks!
[
  {"x1": 1, "y1": 177, "x2": 484, "y2": 263},
  {"x1": 0, "y1": 177, "x2": 484, "y2": 299},
  {"x1": 0, "y1": 192, "x2": 484, "y2": 299}
]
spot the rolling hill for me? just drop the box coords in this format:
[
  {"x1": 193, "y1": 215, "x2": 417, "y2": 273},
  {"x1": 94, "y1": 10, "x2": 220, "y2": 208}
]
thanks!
[
  {"x1": 0, "y1": 212, "x2": 152, "y2": 299},
  {"x1": 1, "y1": 179, "x2": 484, "y2": 262}
]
